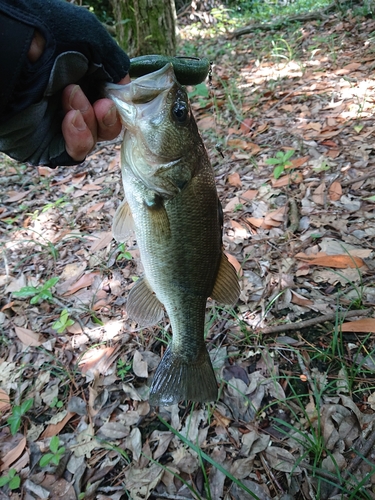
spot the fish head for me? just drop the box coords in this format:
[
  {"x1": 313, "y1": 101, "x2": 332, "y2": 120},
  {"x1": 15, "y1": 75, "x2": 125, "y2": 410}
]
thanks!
[{"x1": 106, "y1": 64, "x2": 202, "y2": 197}]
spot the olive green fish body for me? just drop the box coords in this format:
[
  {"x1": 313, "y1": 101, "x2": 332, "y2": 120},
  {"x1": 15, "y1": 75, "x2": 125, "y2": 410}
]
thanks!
[{"x1": 106, "y1": 65, "x2": 239, "y2": 405}]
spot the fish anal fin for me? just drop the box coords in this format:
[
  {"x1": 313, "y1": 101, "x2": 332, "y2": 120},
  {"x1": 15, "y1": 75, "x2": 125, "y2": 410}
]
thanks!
[
  {"x1": 149, "y1": 346, "x2": 218, "y2": 406},
  {"x1": 112, "y1": 199, "x2": 135, "y2": 242},
  {"x1": 127, "y1": 276, "x2": 164, "y2": 326},
  {"x1": 211, "y1": 253, "x2": 240, "y2": 306}
]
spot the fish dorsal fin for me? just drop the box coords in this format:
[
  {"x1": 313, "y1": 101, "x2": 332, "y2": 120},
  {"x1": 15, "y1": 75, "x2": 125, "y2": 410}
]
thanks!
[
  {"x1": 127, "y1": 276, "x2": 164, "y2": 326},
  {"x1": 211, "y1": 253, "x2": 240, "y2": 306},
  {"x1": 112, "y1": 199, "x2": 135, "y2": 242}
]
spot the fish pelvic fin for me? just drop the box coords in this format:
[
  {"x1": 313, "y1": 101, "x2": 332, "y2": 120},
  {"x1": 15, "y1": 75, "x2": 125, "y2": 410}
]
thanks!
[
  {"x1": 112, "y1": 199, "x2": 135, "y2": 242},
  {"x1": 149, "y1": 346, "x2": 218, "y2": 406},
  {"x1": 211, "y1": 252, "x2": 240, "y2": 306},
  {"x1": 127, "y1": 276, "x2": 164, "y2": 326}
]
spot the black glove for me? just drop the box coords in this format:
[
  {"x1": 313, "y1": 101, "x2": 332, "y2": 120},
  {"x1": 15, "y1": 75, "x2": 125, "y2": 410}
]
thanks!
[{"x1": 0, "y1": 0, "x2": 130, "y2": 167}]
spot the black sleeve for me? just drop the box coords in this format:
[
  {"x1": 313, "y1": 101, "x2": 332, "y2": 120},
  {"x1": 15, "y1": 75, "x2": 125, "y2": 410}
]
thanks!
[{"x1": 0, "y1": 0, "x2": 130, "y2": 167}]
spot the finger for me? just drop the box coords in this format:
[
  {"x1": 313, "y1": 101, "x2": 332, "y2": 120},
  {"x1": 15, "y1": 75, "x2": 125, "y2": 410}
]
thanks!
[
  {"x1": 95, "y1": 74, "x2": 131, "y2": 141},
  {"x1": 94, "y1": 99, "x2": 122, "y2": 141},
  {"x1": 62, "y1": 85, "x2": 97, "y2": 141},
  {"x1": 62, "y1": 109, "x2": 95, "y2": 161}
]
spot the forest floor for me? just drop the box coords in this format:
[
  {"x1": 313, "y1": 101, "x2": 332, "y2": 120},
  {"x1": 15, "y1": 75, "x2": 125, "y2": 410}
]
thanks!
[{"x1": 1, "y1": 5, "x2": 375, "y2": 500}]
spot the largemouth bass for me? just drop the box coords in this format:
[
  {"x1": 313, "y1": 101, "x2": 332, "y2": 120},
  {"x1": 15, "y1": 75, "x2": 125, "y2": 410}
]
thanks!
[{"x1": 106, "y1": 64, "x2": 240, "y2": 406}]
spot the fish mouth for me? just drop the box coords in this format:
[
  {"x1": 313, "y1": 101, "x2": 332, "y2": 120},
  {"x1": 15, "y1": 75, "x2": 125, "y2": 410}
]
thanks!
[{"x1": 105, "y1": 63, "x2": 176, "y2": 128}]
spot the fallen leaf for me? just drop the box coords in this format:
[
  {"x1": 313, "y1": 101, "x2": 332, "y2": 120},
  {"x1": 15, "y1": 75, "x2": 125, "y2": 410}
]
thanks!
[
  {"x1": 0, "y1": 436, "x2": 26, "y2": 471},
  {"x1": 14, "y1": 327, "x2": 42, "y2": 347},
  {"x1": 227, "y1": 172, "x2": 242, "y2": 188},
  {"x1": 40, "y1": 412, "x2": 75, "y2": 439},
  {"x1": 89, "y1": 231, "x2": 113, "y2": 252},
  {"x1": 63, "y1": 272, "x2": 100, "y2": 296},
  {"x1": 341, "y1": 318, "x2": 375, "y2": 333},
  {"x1": 82, "y1": 183, "x2": 102, "y2": 191},
  {"x1": 5, "y1": 191, "x2": 30, "y2": 202},
  {"x1": 329, "y1": 181, "x2": 342, "y2": 201},
  {"x1": 133, "y1": 351, "x2": 149, "y2": 378},
  {"x1": 0, "y1": 389, "x2": 10, "y2": 414},
  {"x1": 295, "y1": 252, "x2": 364, "y2": 269},
  {"x1": 225, "y1": 253, "x2": 242, "y2": 276}
]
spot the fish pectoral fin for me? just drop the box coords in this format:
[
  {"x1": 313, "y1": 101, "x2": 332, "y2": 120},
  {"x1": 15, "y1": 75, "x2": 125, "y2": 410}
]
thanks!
[
  {"x1": 210, "y1": 252, "x2": 240, "y2": 306},
  {"x1": 127, "y1": 276, "x2": 164, "y2": 326},
  {"x1": 149, "y1": 346, "x2": 218, "y2": 406},
  {"x1": 112, "y1": 199, "x2": 135, "y2": 242},
  {"x1": 144, "y1": 193, "x2": 171, "y2": 239}
]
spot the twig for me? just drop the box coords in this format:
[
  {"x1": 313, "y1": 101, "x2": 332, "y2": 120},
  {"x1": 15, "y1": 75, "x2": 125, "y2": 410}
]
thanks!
[
  {"x1": 259, "y1": 308, "x2": 372, "y2": 335},
  {"x1": 340, "y1": 169, "x2": 375, "y2": 187},
  {"x1": 330, "y1": 421, "x2": 375, "y2": 497}
]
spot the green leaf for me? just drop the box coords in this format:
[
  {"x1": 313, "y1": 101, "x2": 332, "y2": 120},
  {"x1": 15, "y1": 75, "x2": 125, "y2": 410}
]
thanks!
[
  {"x1": 9, "y1": 475, "x2": 21, "y2": 490},
  {"x1": 13, "y1": 287, "x2": 38, "y2": 298},
  {"x1": 273, "y1": 165, "x2": 285, "y2": 179},
  {"x1": 7, "y1": 414, "x2": 21, "y2": 435},
  {"x1": 39, "y1": 453, "x2": 54, "y2": 468},
  {"x1": 265, "y1": 157, "x2": 281, "y2": 165},
  {"x1": 42, "y1": 277, "x2": 59, "y2": 289},
  {"x1": 50, "y1": 455, "x2": 61, "y2": 466},
  {"x1": 49, "y1": 436, "x2": 60, "y2": 454},
  {"x1": 0, "y1": 476, "x2": 10, "y2": 487},
  {"x1": 20, "y1": 398, "x2": 33, "y2": 414},
  {"x1": 283, "y1": 149, "x2": 295, "y2": 160}
]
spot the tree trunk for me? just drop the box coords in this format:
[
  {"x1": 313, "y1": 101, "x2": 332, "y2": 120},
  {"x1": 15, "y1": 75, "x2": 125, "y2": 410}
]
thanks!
[{"x1": 110, "y1": 0, "x2": 177, "y2": 57}]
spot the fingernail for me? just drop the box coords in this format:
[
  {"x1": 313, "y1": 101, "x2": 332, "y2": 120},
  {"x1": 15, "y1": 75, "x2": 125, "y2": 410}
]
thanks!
[
  {"x1": 69, "y1": 85, "x2": 89, "y2": 112},
  {"x1": 103, "y1": 105, "x2": 117, "y2": 127},
  {"x1": 71, "y1": 110, "x2": 87, "y2": 131}
]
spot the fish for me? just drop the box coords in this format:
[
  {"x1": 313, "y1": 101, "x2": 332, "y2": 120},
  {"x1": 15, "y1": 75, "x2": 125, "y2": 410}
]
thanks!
[{"x1": 106, "y1": 64, "x2": 240, "y2": 406}]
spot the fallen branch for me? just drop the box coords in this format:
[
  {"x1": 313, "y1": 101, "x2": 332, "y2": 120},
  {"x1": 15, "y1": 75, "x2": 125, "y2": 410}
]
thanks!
[
  {"x1": 228, "y1": 1, "x2": 337, "y2": 38},
  {"x1": 260, "y1": 308, "x2": 372, "y2": 335},
  {"x1": 330, "y1": 421, "x2": 375, "y2": 497}
]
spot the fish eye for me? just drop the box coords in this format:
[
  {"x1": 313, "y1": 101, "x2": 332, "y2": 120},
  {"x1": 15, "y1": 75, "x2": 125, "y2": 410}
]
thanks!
[{"x1": 172, "y1": 101, "x2": 189, "y2": 124}]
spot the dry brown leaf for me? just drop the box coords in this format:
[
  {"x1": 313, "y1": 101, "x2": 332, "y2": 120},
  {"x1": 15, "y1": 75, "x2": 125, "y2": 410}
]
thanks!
[
  {"x1": 63, "y1": 272, "x2": 100, "y2": 296},
  {"x1": 240, "y1": 189, "x2": 258, "y2": 202},
  {"x1": 329, "y1": 181, "x2": 342, "y2": 201},
  {"x1": 6, "y1": 191, "x2": 30, "y2": 202},
  {"x1": 295, "y1": 252, "x2": 364, "y2": 269},
  {"x1": 312, "y1": 182, "x2": 326, "y2": 205},
  {"x1": 87, "y1": 201, "x2": 105, "y2": 214},
  {"x1": 227, "y1": 172, "x2": 242, "y2": 188},
  {"x1": 79, "y1": 345, "x2": 119, "y2": 374},
  {"x1": 38, "y1": 166, "x2": 55, "y2": 177},
  {"x1": 89, "y1": 231, "x2": 113, "y2": 252},
  {"x1": 197, "y1": 115, "x2": 215, "y2": 129},
  {"x1": 341, "y1": 318, "x2": 375, "y2": 333},
  {"x1": 0, "y1": 436, "x2": 26, "y2": 471},
  {"x1": 82, "y1": 183, "x2": 102, "y2": 191},
  {"x1": 14, "y1": 326, "x2": 42, "y2": 347},
  {"x1": 40, "y1": 412, "x2": 76, "y2": 439},
  {"x1": 0, "y1": 389, "x2": 10, "y2": 414},
  {"x1": 247, "y1": 216, "x2": 264, "y2": 228},
  {"x1": 288, "y1": 156, "x2": 309, "y2": 168},
  {"x1": 133, "y1": 351, "x2": 149, "y2": 378}
]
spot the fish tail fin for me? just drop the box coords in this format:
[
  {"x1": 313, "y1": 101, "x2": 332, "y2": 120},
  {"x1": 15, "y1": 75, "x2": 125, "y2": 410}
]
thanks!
[{"x1": 149, "y1": 346, "x2": 218, "y2": 406}]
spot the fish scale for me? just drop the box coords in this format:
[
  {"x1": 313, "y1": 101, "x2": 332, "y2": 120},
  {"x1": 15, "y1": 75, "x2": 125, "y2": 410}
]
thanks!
[{"x1": 106, "y1": 64, "x2": 240, "y2": 405}]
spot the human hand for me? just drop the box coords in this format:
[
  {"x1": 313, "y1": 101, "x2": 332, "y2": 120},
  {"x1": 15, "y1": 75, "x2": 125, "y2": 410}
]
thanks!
[
  {"x1": 28, "y1": 30, "x2": 130, "y2": 163},
  {"x1": 0, "y1": 0, "x2": 130, "y2": 167}
]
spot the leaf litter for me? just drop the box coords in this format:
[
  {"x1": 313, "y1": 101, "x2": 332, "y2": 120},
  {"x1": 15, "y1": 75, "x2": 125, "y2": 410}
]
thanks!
[{"x1": 1, "y1": 6, "x2": 375, "y2": 500}]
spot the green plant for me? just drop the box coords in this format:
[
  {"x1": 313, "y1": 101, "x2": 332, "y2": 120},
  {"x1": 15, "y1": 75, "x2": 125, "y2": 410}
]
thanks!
[
  {"x1": 116, "y1": 243, "x2": 133, "y2": 261},
  {"x1": 0, "y1": 469, "x2": 21, "y2": 490},
  {"x1": 265, "y1": 149, "x2": 295, "y2": 179},
  {"x1": 52, "y1": 309, "x2": 75, "y2": 334},
  {"x1": 117, "y1": 358, "x2": 132, "y2": 380},
  {"x1": 50, "y1": 397, "x2": 64, "y2": 409},
  {"x1": 39, "y1": 436, "x2": 65, "y2": 468},
  {"x1": 13, "y1": 277, "x2": 59, "y2": 304},
  {"x1": 7, "y1": 398, "x2": 33, "y2": 435}
]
